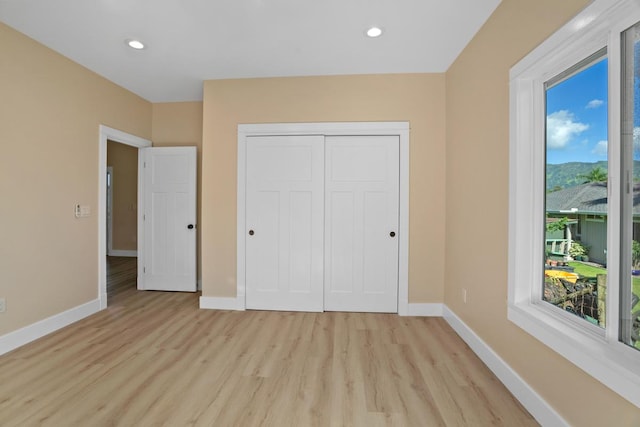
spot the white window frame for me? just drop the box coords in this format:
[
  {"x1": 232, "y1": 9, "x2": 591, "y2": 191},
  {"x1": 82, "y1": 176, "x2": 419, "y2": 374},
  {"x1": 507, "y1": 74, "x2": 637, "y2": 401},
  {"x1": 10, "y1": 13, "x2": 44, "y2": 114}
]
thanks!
[{"x1": 509, "y1": 0, "x2": 640, "y2": 408}]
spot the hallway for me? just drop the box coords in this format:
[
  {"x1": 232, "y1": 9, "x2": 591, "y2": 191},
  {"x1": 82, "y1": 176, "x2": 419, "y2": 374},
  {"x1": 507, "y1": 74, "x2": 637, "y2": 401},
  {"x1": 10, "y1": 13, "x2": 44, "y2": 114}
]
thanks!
[{"x1": 107, "y1": 256, "x2": 137, "y2": 305}]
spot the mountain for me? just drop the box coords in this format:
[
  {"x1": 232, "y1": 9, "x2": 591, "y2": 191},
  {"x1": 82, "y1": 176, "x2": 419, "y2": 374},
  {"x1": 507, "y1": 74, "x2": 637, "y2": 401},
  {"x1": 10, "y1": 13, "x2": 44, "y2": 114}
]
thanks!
[{"x1": 546, "y1": 161, "x2": 640, "y2": 191}]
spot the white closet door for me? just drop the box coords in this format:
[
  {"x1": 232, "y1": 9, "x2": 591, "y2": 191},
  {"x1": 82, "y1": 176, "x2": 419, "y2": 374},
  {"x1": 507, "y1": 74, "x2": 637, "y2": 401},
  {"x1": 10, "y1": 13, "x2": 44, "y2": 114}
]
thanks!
[
  {"x1": 245, "y1": 136, "x2": 325, "y2": 311},
  {"x1": 324, "y1": 136, "x2": 400, "y2": 312}
]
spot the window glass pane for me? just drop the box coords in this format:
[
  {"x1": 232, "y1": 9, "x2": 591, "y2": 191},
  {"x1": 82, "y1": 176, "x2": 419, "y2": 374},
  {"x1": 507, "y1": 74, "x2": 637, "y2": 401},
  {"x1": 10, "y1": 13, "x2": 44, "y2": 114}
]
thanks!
[
  {"x1": 544, "y1": 54, "x2": 608, "y2": 328},
  {"x1": 621, "y1": 24, "x2": 640, "y2": 351}
]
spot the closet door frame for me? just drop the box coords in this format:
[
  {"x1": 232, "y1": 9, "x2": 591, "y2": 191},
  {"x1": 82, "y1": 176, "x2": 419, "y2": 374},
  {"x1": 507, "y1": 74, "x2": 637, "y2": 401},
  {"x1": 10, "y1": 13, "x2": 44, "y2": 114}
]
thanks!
[{"x1": 237, "y1": 122, "x2": 410, "y2": 314}]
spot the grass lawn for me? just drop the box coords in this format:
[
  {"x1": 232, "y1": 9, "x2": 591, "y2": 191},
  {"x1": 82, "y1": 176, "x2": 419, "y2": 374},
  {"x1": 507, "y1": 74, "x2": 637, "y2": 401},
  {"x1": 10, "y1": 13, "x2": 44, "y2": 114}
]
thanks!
[{"x1": 567, "y1": 262, "x2": 640, "y2": 311}]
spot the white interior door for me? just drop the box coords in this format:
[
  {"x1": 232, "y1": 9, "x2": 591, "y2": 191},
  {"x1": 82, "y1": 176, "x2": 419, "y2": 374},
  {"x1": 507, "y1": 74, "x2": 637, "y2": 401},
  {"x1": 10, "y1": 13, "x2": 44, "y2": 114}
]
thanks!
[
  {"x1": 141, "y1": 147, "x2": 197, "y2": 292},
  {"x1": 245, "y1": 135, "x2": 324, "y2": 311},
  {"x1": 324, "y1": 135, "x2": 400, "y2": 312}
]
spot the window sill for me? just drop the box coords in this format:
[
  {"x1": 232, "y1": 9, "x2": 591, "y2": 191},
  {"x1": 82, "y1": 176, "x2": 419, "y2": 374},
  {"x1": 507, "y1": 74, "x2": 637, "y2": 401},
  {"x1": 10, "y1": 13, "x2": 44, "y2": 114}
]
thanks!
[{"x1": 508, "y1": 301, "x2": 640, "y2": 408}]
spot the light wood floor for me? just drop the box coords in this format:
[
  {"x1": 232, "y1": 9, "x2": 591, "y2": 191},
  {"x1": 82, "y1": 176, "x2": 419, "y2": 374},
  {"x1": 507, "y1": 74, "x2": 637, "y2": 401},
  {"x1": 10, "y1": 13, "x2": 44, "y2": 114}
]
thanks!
[
  {"x1": 106, "y1": 255, "x2": 139, "y2": 304},
  {"x1": 0, "y1": 257, "x2": 537, "y2": 426}
]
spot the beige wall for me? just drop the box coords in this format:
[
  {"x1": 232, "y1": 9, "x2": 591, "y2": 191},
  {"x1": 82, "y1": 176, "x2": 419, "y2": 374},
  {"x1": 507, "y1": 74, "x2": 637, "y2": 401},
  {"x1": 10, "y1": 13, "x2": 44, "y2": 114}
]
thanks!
[
  {"x1": 0, "y1": 22, "x2": 151, "y2": 335},
  {"x1": 445, "y1": 0, "x2": 640, "y2": 424},
  {"x1": 152, "y1": 102, "x2": 203, "y2": 283},
  {"x1": 202, "y1": 74, "x2": 446, "y2": 301},
  {"x1": 107, "y1": 141, "x2": 138, "y2": 252},
  {"x1": 3, "y1": 3, "x2": 638, "y2": 422}
]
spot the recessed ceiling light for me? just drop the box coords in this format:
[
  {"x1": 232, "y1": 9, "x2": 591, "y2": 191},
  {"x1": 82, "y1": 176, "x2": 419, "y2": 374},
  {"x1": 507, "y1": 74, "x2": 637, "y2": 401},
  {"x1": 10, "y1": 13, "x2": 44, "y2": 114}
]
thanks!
[
  {"x1": 366, "y1": 27, "x2": 383, "y2": 38},
  {"x1": 126, "y1": 39, "x2": 145, "y2": 50}
]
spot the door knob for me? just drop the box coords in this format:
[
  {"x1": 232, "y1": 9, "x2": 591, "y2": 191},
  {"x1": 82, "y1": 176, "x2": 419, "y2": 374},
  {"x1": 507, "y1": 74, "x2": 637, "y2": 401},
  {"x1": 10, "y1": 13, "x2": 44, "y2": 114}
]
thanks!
[
  {"x1": 249, "y1": 230, "x2": 255, "y2": 236},
  {"x1": 390, "y1": 231, "x2": 396, "y2": 237},
  {"x1": 187, "y1": 224, "x2": 194, "y2": 229}
]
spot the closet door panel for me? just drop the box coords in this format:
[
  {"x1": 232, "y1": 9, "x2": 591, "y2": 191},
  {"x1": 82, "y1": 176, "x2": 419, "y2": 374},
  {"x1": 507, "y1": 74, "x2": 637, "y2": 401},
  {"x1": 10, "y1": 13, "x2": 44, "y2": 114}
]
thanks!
[
  {"x1": 250, "y1": 191, "x2": 280, "y2": 292},
  {"x1": 245, "y1": 135, "x2": 324, "y2": 312},
  {"x1": 325, "y1": 135, "x2": 400, "y2": 313},
  {"x1": 328, "y1": 191, "x2": 356, "y2": 293},
  {"x1": 362, "y1": 191, "x2": 389, "y2": 294}
]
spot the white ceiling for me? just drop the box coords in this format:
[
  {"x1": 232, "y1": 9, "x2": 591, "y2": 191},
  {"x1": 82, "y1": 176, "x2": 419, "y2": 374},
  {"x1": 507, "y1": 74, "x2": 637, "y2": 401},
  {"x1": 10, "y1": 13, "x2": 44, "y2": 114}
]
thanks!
[{"x1": 0, "y1": 0, "x2": 501, "y2": 103}]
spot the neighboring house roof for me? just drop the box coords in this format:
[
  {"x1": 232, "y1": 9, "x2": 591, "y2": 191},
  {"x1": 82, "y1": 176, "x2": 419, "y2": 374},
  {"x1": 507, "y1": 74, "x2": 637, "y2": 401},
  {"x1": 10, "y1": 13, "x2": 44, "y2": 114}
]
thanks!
[{"x1": 546, "y1": 182, "x2": 640, "y2": 215}]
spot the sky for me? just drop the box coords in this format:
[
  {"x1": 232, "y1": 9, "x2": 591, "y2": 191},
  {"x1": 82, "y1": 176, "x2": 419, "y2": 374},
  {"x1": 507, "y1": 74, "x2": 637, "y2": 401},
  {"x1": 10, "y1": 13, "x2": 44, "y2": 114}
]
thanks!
[{"x1": 546, "y1": 57, "x2": 609, "y2": 165}]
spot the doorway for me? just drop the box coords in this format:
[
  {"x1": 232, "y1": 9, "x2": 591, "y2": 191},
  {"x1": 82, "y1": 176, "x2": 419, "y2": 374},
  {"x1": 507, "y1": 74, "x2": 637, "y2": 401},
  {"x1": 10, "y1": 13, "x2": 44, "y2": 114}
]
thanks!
[
  {"x1": 106, "y1": 141, "x2": 139, "y2": 305},
  {"x1": 106, "y1": 166, "x2": 113, "y2": 254},
  {"x1": 106, "y1": 142, "x2": 139, "y2": 257},
  {"x1": 98, "y1": 125, "x2": 151, "y2": 310}
]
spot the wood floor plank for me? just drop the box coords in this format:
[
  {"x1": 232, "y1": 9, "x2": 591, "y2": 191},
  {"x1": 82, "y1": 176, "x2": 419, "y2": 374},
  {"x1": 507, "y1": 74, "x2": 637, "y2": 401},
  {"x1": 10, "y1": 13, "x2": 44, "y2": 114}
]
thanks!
[{"x1": 0, "y1": 257, "x2": 537, "y2": 426}]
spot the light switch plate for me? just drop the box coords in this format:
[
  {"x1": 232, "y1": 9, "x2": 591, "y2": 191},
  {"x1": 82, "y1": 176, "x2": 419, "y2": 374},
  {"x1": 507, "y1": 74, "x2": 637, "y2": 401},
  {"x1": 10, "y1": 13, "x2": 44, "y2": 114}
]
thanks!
[{"x1": 75, "y1": 204, "x2": 91, "y2": 218}]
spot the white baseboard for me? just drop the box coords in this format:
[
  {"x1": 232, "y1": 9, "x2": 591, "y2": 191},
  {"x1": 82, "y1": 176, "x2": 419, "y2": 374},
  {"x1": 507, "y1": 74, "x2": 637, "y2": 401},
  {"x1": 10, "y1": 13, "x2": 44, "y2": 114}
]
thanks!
[
  {"x1": 107, "y1": 250, "x2": 137, "y2": 257},
  {"x1": 0, "y1": 299, "x2": 101, "y2": 356},
  {"x1": 403, "y1": 303, "x2": 444, "y2": 316},
  {"x1": 442, "y1": 306, "x2": 568, "y2": 427},
  {"x1": 199, "y1": 296, "x2": 245, "y2": 311},
  {"x1": 199, "y1": 299, "x2": 444, "y2": 315}
]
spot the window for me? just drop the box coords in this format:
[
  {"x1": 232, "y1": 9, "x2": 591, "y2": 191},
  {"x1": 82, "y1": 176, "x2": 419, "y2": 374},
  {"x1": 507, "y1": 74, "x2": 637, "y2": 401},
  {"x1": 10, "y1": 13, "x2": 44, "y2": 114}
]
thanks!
[
  {"x1": 621, "y1": 22, "x2": 640, "y2": 352},
  {"x1": 544, "y1": 52, "x2": 608, "y2": 328},
  {"x1": 509, "y1": 0, "x2": 640, "y2": 408}
]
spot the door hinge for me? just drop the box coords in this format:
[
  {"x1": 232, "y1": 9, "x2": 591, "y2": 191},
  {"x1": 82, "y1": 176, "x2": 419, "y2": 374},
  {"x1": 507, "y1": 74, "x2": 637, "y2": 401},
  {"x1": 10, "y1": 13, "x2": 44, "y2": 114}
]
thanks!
[{"x1": 143, "y1": 266, "x2": 146, "y2": 274}]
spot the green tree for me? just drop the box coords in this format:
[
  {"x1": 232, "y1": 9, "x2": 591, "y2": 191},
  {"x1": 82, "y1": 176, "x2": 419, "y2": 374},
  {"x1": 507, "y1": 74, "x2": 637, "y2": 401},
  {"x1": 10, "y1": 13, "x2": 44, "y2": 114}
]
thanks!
[
  {"x1": 632, "y1": 240, "x2": 640, "y2": 269},
  {"x1": 546, "y1": 216, "x2": 568, "y2": 233},
  {"x1": 579, "y1": 166, "x2": 607, "y2": 183}
]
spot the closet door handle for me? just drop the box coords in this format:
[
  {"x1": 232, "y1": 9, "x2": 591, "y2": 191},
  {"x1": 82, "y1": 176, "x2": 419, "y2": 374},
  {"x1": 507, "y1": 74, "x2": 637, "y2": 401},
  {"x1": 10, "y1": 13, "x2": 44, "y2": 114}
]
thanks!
[
  {"x1": 249, "y1": 230, "x2": 255, "y2": 236},
  {"x1": 390, "y1": 231, "x2": 396, "y2": 237}
]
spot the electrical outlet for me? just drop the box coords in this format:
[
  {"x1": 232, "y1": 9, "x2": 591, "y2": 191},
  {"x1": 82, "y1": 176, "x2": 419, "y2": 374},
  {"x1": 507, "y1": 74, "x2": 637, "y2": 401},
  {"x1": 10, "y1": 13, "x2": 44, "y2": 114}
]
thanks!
[
  {"x1": 462, "y1": 289, "x2": 467, "y2": 304},
  {"x1": 0, "y1": 298, "x2": 5, "y2": 313}
]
